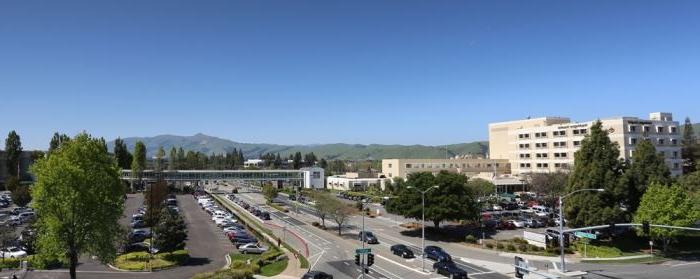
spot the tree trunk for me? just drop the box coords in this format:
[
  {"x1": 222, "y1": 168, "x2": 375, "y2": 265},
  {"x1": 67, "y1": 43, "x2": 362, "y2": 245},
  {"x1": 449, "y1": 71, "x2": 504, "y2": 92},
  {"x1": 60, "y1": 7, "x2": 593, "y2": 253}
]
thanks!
[
  {"x1": 434, "y1": 220, "x2": 440, "y2": 229},
  {"x1": 321, "y1": 217, "x2": 325, "y2": 228},
  {"x1": 69, "y1": 251, "x2": 78, "y2": 279}
]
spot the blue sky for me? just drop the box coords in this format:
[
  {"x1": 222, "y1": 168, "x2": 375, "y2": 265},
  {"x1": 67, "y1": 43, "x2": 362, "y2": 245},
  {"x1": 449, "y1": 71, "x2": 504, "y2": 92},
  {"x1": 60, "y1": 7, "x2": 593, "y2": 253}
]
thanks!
[{"x1": 2, "y1": 1, "x2": 699, "y2": 150}]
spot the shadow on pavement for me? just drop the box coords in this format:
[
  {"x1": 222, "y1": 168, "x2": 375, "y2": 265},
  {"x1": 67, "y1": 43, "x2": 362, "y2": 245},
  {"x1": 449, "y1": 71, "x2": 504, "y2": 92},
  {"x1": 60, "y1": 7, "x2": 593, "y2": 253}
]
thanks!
[{"x1": 183, "y1": 256, "x2": 211, "y2": 266}]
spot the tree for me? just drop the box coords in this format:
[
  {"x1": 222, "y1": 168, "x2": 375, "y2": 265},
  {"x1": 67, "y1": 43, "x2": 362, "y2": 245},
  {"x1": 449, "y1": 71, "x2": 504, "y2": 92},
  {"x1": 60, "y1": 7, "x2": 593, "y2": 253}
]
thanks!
[
  {"x1": 177, "y1": 147, "x2": 185, "y2": 169},
  {"x1": 145, "y1": 180, "x2": 169, "y2": 226},
  {"x1": 682, "y1": 117, "x2": 698, "y2": 173},
  {"x1": 11, "y1": 185, "x2": 31, "y2": 207},
  {"x1": 113, "y1": 138, "x2": 132, "y2": 170},
  {"x1": 330, "y1": 202, "x2": 355, "y2": 236},
  {"x1": 293, "y1": 152, "x2": 302, "y2": 169},
  {"x1": 31, "y1": 133, "x2": 125, "y2": 279},
  {"x1": 466, "y1": 178, "x2": 496, "y2": 198},
  {"x1": 311, "y1": 192, "x2": 335, "y2": 228},
  {"x1": 621, "y1": 140, "x2": 671, "y2": 213},
  {"x1": 169, "y1": 147, "x2": 177, "y2": 171},
  {"x1": 5, "y1": 130, "x2": 22, "y2": 178},
  {"x1": 633, "y1": 183, "x2": 700, "y2": 252},
  {"x1": 564, "y1": 121, "x2": 627, "y2": 227},
  {"x1": 679, "y1": 171, "x2": 700, "y2": 211},
  {"x1": 155, "y1": 146, "x2": 166, "y2": 171},
  {"x1": 386, "y1": 171, "x2": 480, "y2": 228},
  {"x1": 131, "y1": 141, "x2": 147, "y2": 190},
  {"x1": 4, "y1": 176, "x2": 19, "y2": 193},
  {"x1": 153, "y1": 207, "x2": 187, "y2": 252},
  {"x1": 262, "y1": 183, "x2": 279, "y2": 203},
  {"x1": 319, "y1": 158, "x2": 328, "y2": 169},
  {"x1": 528, "y1": 172, "x2": 568, "y2": 198},
  {"x1": 48, "y1": 132, "x2": 70, "y2": 154}
]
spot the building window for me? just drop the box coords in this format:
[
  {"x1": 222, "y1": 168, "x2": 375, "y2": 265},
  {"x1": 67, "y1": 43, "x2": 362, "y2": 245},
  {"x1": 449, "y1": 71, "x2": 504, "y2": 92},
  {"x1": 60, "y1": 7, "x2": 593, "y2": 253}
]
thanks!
[
  {"x1": 535, "y1": 132, "x2": 548, "y2": 138},
  {"x1": 388, "y1": 173, "x2": 392, "y2": 177},
  {"x1": 670, "y1": 127, "x2": 677, "y2": 134},
  {"x1": 657, "y1": 126, "x2": 664, "y2": 133},
  {"x1": 553, "y1": 130, "x2": 567, "y2": 137},
  {"x1": 674, "y1": 163, "x2": 680, "y2": 169},
  {"x1": 388, "y1": 164, "x2": 392, "y2": 168},
  {"x1": 658, "y1": 139, "x2": 665, "y2": 145},
  {"x1": 520, "y1": 163, "x2": 531, "y2": 168},
  {"x1": 643, "y1": 126, "x2": 650, "y2": 132},
  {"x1": 573, "y1": 141, "x2": 581, "y2": 147},
  {"x1": 536, "y1": 153, "x2": 548, "y2": 158},
  {"x1": 519, "y1": 143, "x2": 531, "y2": 149},
  {"x1": 405, "y1": 164, "x2": 412, "y2": 168},
  {"x1": 670, "y1": 139, "x2": 678, "y2": 145},
  {"x1": 519, "y1": 133, "x2": 531, "y2": 139},
  {"x1": 630, "y1": 138, "x2": 638, "y2": 145},
  {"x1": 629, "y1": 125, "x2": 637, "y2": 132},
  {"x1": 673, "y1": 151, "x2": 679, "y2": 159},
  {"x1": 553, "y1": 141, "x2": 567, "y2": 148},
  {"x1": 535, "y1": 142, "x2": 548, "y2": 148}
]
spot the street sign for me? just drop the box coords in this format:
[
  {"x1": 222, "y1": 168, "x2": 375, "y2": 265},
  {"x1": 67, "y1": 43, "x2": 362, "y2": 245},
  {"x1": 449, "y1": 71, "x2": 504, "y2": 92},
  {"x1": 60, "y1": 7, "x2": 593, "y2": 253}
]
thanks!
[
  {"x1": 356, "y1": 248, "x2": 371, "y2": 254},
  {"x1": 574, "y1": 231, "x2": 597, "y2": 240}
]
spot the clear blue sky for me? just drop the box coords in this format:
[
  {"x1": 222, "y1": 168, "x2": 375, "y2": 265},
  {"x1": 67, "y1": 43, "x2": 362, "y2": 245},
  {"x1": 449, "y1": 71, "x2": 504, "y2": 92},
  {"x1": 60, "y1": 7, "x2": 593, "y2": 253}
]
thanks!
[{"x1": 2, "y1": 1, "x2": 699, "y2": 150}]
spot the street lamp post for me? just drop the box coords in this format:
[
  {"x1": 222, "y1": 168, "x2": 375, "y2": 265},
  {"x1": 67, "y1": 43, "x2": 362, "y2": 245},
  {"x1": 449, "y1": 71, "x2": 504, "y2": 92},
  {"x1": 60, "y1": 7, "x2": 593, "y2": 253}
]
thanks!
[
  {"x1": 558, "y1": 188, "x2": 604, "y2": 273},
  {"x1": 407, "y1": 185, "x2": 439, "y2": 272}
]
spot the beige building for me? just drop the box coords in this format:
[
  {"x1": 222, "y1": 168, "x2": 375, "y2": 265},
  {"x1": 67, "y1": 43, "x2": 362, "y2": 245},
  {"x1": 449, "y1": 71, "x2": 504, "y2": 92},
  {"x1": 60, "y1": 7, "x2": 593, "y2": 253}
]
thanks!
[
  {"x1": 381, "y1": 158, "x2": 510, "y2": 180},
  {"x1": 489, "y1": 112, "x2": 683, "y2": 176},
  {"x1": 326, "y1": 173, "x2": 384, "y2": 191}
]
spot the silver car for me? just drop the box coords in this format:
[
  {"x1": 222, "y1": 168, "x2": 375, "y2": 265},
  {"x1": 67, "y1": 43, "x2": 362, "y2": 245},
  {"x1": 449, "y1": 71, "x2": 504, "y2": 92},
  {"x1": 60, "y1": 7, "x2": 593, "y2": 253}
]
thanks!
[{"x1": 238, "y1": 243, "x2": 268, "y2": 254}]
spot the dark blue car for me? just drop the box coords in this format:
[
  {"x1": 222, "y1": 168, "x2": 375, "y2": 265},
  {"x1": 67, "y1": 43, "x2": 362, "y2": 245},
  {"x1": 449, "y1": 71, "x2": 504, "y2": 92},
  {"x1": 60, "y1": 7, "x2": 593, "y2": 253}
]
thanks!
[{"x1": 424, "y1": 246, "x2": 452, "y2": 262}]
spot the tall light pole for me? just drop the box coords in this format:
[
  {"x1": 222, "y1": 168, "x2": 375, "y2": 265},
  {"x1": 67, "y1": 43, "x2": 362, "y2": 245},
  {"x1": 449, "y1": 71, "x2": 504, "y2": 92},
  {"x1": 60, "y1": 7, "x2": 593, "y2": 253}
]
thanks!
[
  {"x1": 407, "y1": 185, "x2": 439, "y2": 272},
  {"x1": 359, "y1": 199, "x2": 371, "y2": 278},
  {"x1": 558, "y1": 188, "x2": 604, "y2": 273}
]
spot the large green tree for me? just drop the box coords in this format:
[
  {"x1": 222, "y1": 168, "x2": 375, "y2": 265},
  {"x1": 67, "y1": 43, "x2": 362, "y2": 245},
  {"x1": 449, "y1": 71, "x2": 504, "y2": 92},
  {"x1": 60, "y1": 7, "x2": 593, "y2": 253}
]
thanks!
[
  {"x1": 466, "y1": 178, "x2": 496, "y2": 198},
  {"x1": 5, "y1": 130, "x2": 22, "y2": 178},
  {"x1": 153, "y1": 207, "x2": 187, "y2": 252},
  {"x1": 145, "y1": 180, "x2": 169, "y2": 226},
  {"x1": 131, "y1": 141, "x2": 147, "y2": 190},
  {"x1": 386, "y1": 171, "x2": 479, "y2": 228},
  {"x1": 262, "y1": 183, "x2": 279, "y2": 203},
  {"x1": 31, "y1": 133, "x2": 125, "y2": 279},
  {"x1": 679, "y1": 171, "x2": 700, "y2": 212},
  {"x1": 11, "y1": 185, "x2": 31, "y2": 207},
  {"x1": 682, "y1": 117, "x2": 698, "y2": 173},
  {"x1": 621, "y1": 140, "x2": 671, "y2": 213},
  {"x1": 113, "y1": 138, "x2": 132, "y2": 170},
  {"x1": 565, "y1": 121, "x2": 627, "y2": 227},
  {"x1": 633, "y1": 183, "x2": 700, "y2": 252}
]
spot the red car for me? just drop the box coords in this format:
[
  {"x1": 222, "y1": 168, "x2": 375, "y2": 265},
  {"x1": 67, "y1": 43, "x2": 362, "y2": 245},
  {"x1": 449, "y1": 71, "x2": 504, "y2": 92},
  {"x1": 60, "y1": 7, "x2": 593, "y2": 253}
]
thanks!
[{"x1": 496, "y1": 220, "x2": 515, "y2": 230}]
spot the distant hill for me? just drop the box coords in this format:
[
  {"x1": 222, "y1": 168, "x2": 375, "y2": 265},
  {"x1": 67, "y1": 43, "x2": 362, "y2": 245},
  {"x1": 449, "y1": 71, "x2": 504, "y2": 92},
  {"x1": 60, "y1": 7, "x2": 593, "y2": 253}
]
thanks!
[{"x1": 106, "y1": 133, "x2": 488, "y2": 160}]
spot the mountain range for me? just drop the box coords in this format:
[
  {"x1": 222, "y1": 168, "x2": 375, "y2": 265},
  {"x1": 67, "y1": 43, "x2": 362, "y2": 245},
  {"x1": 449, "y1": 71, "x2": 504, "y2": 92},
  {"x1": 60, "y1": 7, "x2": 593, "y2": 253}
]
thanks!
[{"x1": 106, "y1": 133, "x2": 489, "y2": 160}]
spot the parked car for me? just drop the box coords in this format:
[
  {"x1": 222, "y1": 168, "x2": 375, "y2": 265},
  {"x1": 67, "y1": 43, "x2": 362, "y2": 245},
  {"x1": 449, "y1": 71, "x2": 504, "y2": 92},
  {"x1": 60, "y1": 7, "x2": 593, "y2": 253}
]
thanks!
[
  {"x1": 424, "y1": 246, "x2": 451, "y2": 262},
  {"x1": 358, "y1": 231, "x2": 379, "y2": 244},
  {"x1": 0, "y1": 247, "x2": 27, "y2": 258},
  {"x1": 130, "y1": 220, "x2": 146, "y2": 229},
  {"x1": 238, "y1": 243, "x2": 268, "y2": 254},
  {"x1": 232, "y1": 237, "x2": 258, "y2": 248},
  {"x1": 496, "y1": 220, "x2": 515, "y2": 230},
  {"x1": 433, "y1": 261, "x2": 467, "y2": 279},
  {"x1": 508, "y1": 219, "x2": 526, "y2": 228},
  {"x1": 524, "y1": 219, "x2": 544, "y2": 228},
  {"x1": 260, "y1": 212, "x2": 271, "y2": 220},
  {"x1": 301, "y1": 271, "x2": 333, "y2": 279},
  {"x1": 11, "y1": 207, "x2": 30, "y2": 215},
  {"x1": 128, "y1": 231, "x2": 148, "y2": 243},
  {"x1": 390, "y1": 244, "x2": 414, "y2": 258}
]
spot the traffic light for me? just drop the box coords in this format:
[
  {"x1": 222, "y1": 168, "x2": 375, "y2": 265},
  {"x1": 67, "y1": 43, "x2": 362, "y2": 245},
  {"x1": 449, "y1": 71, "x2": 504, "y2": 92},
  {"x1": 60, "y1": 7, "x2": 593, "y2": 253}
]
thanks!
[
  {"x1": 367, "y1": 253, "x2": 374, "y2": 266},
  {"x1": 354, "y1": 254, "x2": 360, "y2": 265},
  {"x1": 643, "y1": 221, "x2": 650, "y2": 235}
]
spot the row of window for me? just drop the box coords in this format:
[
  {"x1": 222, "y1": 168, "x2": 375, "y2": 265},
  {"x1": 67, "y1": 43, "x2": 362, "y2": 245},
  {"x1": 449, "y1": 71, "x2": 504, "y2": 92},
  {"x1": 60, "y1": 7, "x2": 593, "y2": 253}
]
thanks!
[
  {"x1": 519, "y1": 152, "x2": 569, "y2": 159},
  {"x1": 629, "y1": 137, "x2": 678, "y2": 146},
  {"x1": 518, "y1": 163, "x2": 570, "y2": 169},
  {"x1": 519, "y1": 141, "x2": 581, "y2": 149},
  {"x1": 519, "y1": 129, "x2": 586, "y2": 139},
  {"x1": 628, "y1": 125, "x2": 677, "y2": 134},
  {"x1": 404, "y1": 163, "x2": 501, "y2": 169}
]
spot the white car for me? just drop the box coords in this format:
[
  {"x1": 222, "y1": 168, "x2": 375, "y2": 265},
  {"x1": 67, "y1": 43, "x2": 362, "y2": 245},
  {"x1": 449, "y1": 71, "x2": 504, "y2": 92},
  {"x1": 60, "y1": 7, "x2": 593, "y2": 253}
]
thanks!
[
  {"x1": 508, "y1": 219, "x2": 526, "y2": 228},
  {"x1": 1, "y1": 247, "x2": 27, "y2": 258},
  {"x1": 492, "y1": 205, "x2": 503, "y2": 211},
  {"x1": 238, "y1": 243, "x2": 268, "y2": 254}
]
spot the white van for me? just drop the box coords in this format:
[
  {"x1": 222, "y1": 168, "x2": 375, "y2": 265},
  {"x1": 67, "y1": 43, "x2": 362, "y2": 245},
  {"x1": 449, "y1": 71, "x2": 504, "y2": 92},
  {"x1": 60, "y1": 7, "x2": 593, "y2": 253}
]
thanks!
[{"x1": 530, "y1": 205, "x2": 552, "y2": 217}]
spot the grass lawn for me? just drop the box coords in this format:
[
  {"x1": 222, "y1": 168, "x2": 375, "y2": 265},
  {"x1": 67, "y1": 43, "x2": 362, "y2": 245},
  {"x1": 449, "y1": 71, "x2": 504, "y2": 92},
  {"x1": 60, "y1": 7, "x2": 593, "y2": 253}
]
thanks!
[
  {"x1": 114, "y1": 250, "x2": 189, "y2": 271},
  {"x1": 260, "y1": 259, "x2": 288, "y2": 276}
]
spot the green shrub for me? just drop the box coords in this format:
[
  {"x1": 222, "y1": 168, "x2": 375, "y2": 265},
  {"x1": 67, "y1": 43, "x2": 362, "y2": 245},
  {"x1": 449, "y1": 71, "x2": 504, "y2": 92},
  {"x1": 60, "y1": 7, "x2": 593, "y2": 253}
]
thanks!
[
  {"x1": 496, "y1": 243, "x2": 505, "y2": 250},
  {"x1": 465, "y1": 235, "x2": 477, "y2": 244},
  {"x1": 485, "y1": 243, "x2": 494, "y2": 249},
  {"x1": 517, "y1": 243, "x2": 528, "y2": 252},
  {"x1": 506, "y1": 244, "x2": 516, "y2": 251},
  {"x1": 513, "y1": 237, "x2": 528, "y2": 244}
]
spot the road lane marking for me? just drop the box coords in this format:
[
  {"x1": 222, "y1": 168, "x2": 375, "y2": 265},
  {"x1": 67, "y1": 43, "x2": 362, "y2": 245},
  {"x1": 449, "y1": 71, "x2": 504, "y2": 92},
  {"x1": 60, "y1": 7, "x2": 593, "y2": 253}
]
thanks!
[{"x1": 375, "y1": 253, "x2": 431, "y2": 275}]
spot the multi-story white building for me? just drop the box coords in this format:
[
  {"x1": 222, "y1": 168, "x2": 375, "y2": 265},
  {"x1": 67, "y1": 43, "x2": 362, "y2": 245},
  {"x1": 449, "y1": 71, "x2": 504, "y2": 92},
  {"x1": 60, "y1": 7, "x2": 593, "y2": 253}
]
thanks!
[
  {"x1": 326, "y1": 173, "x2": 385, "y2": 191},
  {"x1": 489, "y1": 112, "x2": 683, "y2": 176}
]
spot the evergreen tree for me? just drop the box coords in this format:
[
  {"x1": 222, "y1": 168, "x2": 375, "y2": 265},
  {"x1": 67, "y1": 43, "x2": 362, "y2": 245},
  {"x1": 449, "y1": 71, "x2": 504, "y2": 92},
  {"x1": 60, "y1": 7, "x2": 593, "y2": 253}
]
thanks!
[
  {"x1": 155, "y1": 146, "x2": 166, "y2": 171},
  {"x1": 169, "y1": 147, "x2": 177, "y2": 171},
  {"x1": 113, "y1": 138, "x2": 132, "y2": 170},
  {"x1": 4, "y1": 131, "x2": 22, "y2": 178},
  {"x1": 565, "y1": 121, "x2": 627, "y2": 227},
  {"x1": 131, "y1": 141, "x2": 147, "y2": 190},
  {"x1": 153, "y1": 207, "x2": 187, "y2": 252},
  {"x1": 293, "y1": 152, "x2": 302, "y2": 169},
  {"x1": 177, "y1": 147, "x2": 185, "y2": 169},
  {"x1": 11, "y1": 185, "x2": 31, "y2": 207},
  {"x1": 48, "y1": 132, "x2": 70, "y2": 154},
  {"x1": 237, "y1": 149, "x2": 244, "y2": 168},
  {"x1": 274, "y1": 153, "x2": 282, "y2": 168},
  {"x1": 621, "y1": 140, "x2": 671, "y2": 213},
  {"x1": 682, "y1": 117, "x2": 698, "y2": 173}
]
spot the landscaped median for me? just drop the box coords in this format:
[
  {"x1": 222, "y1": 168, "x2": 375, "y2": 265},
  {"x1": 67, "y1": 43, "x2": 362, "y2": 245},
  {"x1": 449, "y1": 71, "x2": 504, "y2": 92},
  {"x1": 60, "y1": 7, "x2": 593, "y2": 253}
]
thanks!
[
  {"x1": 113, "y1": 250, "x2": 189, "y2": 271},
  {"x1": 205, "y1": 192, "x2": 308, "y2": 277}
]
